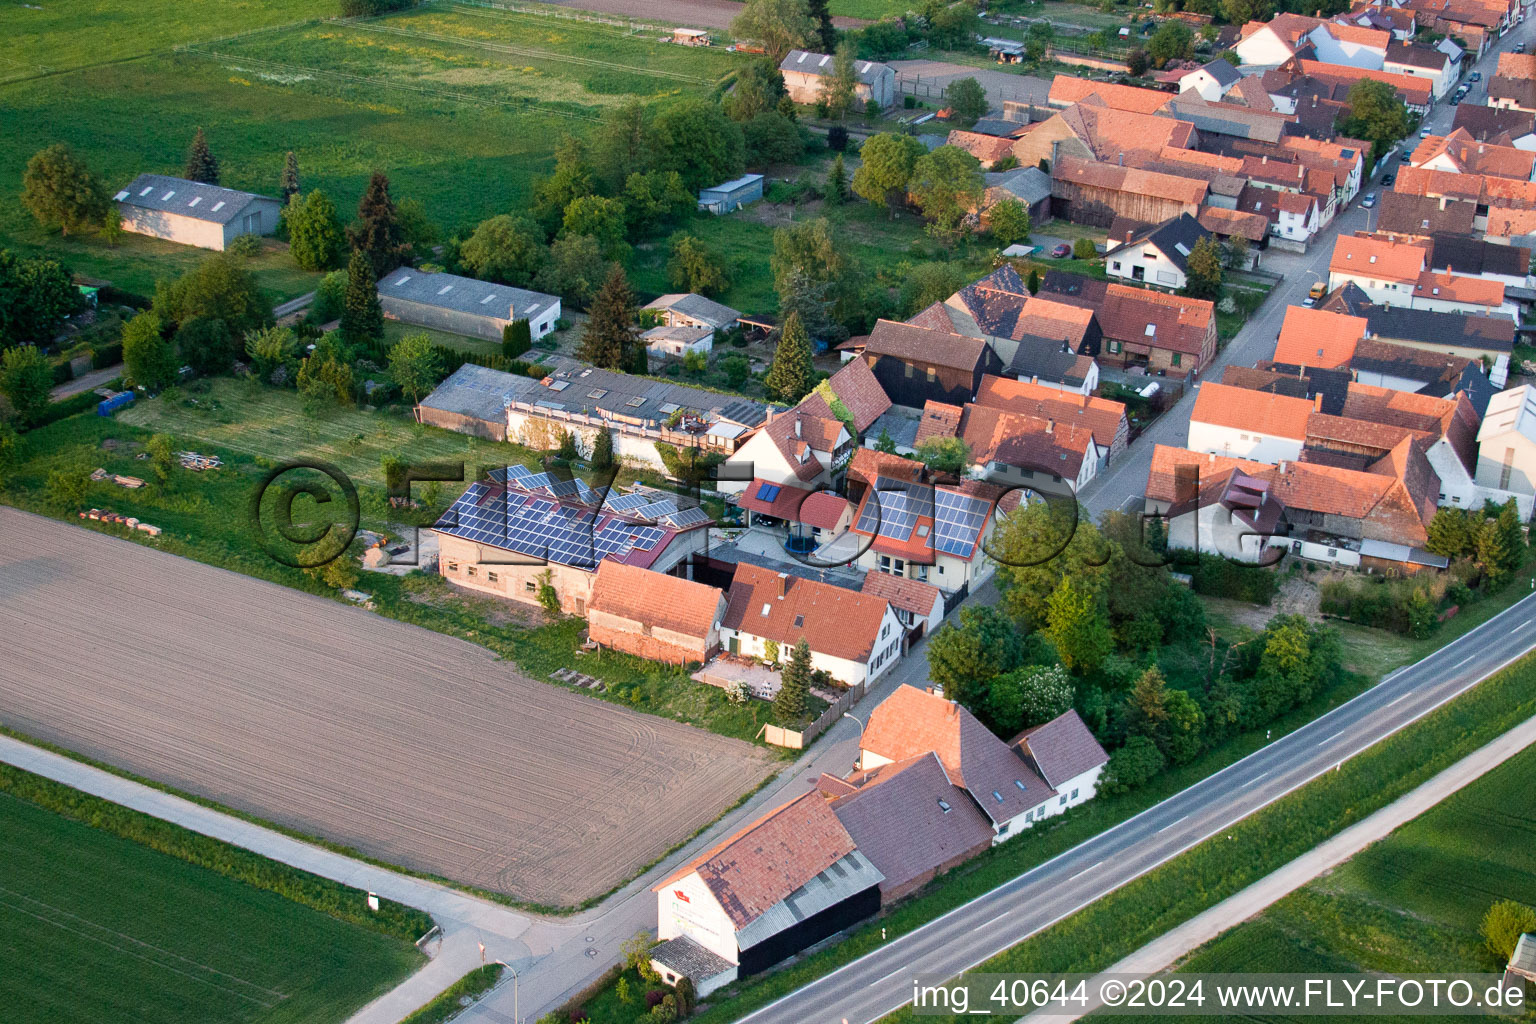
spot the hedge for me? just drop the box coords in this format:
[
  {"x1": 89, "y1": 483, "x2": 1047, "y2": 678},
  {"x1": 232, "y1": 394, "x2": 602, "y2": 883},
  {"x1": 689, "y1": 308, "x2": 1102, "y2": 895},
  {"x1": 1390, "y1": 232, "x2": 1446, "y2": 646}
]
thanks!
[
  {"x1": 98, "y1": 284, "x2": 152, "y2": 310},
  {"x1": 0, "y1": 761, "x2": 435, "y2": 943},
  {"x1": 51, "y1": 360, "x2": 74, "y2": 385},
  {"x1": 92, "y1": 341, "x2": 123, "y2": 369},
  {"x1": 1175, "y1": 551, "x2": 1280, "y2": 604},
  {"x1": 28, "y1": 390, "x2": 101, "y2": 430}
]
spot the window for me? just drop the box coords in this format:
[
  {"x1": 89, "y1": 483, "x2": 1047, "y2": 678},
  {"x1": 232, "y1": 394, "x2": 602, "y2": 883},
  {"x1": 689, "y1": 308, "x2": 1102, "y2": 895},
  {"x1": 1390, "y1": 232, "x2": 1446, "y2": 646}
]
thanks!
[
  {"x1": 1014, "y1": 780, "x2": 1026, "y2": 791},
  {"x1": 1071, "y1": 788, "x2": 1079, "y2": 799},
  {"x1": 1170, "y1": 353, "x2": 1182, "y2": 367},
  {"x1": 881, "y1": 623, "x2": 889, "y2": 639},
  {"x1": 926, "y1": 368, "x2": 937, "y2": 383},
  {"x1": 938, "y1": 799, "x2": 951, "y2": 813},
  {"x1": 525, "y1": 580, "x2": 537, "y2": 592},
  {"x1": 1059, "y1": 795, "x2": 1068, "y2": 806},
  {"x1": 1111, "y1": 261, "x2": 1121, "y2": 271},
  {"x1": 1108, "y1": 340, "x2": 1121, "y2": 354},
  {"x1": 467, "y1": 566, "x2": 477, "y2": 577},
  {"x1": 793, "y1": 614, "x2": 805, "y2": 628},
  {"x1": 487, "y1": 572, "x2": 499, "y2": 584},
  {"x1": 447, "y1": 561, "x2": 459, "y2": 572},
  {"x1": 905, "y1": 363, "x2": 915, "y2": 378}
]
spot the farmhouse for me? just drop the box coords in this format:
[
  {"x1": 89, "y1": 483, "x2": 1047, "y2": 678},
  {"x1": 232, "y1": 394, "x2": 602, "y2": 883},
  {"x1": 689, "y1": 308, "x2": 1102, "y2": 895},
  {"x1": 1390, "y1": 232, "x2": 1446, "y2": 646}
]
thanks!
[
  {"x1": 114, "y1": 174, "x2": 281, "y2": 251},
  {"x1": 719, "y1": 562, "x2": 903, "y2": 686},
  {"x1": 860, "y1": 319, "x2": 1004, "y2": 409},
  {"x1": 1104, "y1": 213, "x2": 1214, "y2": 291},
  {"x1": 431, "y1": 465, "x2": 712, "y2": 614},
  {"x1": 1038, "y1": 271, "x2": 1219, "y2": 375},
  {"x1": 379, "y1": 268, "x2": 561, "y2": 342},
  {"x1": 587, "y1": 561, "x2": 726, "y2": 665},
  {"x1": 1050, "y1": 156, "x2": 1209, "y2": 228},
  {"x1": 778, "y1": 49, "x2": 895, "y2": 108},
  {"x1": 1179, "y1": 57, "x2": 1243, "y2": 101}
]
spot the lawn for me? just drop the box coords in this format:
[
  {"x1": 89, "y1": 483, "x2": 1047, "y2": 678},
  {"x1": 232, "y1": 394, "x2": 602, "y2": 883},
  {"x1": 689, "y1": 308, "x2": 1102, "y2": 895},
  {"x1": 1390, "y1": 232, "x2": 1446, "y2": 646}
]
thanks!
[
  {"x1": 0, "y1": 783, "x2": 421, "y2": 1024},
  {"x1": 1158, "y1": 739, "x2": 1536, "y2": 1016},
  {"x1": 382, "y1": 318, "x2": 501, "y2": 356}
]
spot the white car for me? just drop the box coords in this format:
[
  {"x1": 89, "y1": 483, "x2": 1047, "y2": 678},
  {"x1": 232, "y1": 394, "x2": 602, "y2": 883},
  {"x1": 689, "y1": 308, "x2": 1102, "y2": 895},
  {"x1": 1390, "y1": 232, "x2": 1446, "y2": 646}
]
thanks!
[
  {"x1": 1361, "y1": 192, "x2": 1377, "y2": 208},
  {"x1": 1420, "y1": 127, "x2": 1432, "y2": 138}
]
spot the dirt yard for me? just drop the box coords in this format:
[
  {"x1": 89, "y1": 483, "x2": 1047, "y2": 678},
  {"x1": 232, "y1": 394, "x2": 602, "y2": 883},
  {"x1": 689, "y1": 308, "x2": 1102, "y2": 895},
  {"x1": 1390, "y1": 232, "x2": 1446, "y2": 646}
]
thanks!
[
  {"x1": 0, "y1": 508, "x2": 775, "y2": 907},
  {"x1": 540, "y1": 0, "x2": 867, "y2": 31}
]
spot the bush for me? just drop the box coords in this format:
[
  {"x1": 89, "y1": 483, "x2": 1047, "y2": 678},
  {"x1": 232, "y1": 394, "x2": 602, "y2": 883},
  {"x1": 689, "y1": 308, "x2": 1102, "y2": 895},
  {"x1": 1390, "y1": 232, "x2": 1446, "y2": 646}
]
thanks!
[
  {"x1": 226, "y1": 234, "x2": 262, "y2": 257},
  {"x1": 827, "y1": 125, "x2": 848, "y2": 151},
  {"x1": 1481, "y1": 900, "x2": 1536, "y2": 963},
  {"x1": 1102, "y1": 735, "x2": 1165, "y2": 794},
  {"x1": 1176, "y1": 552, "x2": 1279, "y2": 605},
  {"x1": 1073, "y1": 237, "x2": 1096, "y2": 260},
  {"x1": 92, "y1": 341, "x2": 123, "y2": 369},
  {"x1": 0, "y1": 762, "x2": 432, "y2": 942}
]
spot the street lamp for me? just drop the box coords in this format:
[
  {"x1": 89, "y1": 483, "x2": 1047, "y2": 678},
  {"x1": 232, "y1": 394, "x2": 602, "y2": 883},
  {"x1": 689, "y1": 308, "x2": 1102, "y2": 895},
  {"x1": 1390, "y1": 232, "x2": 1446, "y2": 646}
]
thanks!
[
  {"x1": 498, "y1": 961, "x2": 519, "y2": 1024},
  {"x1": 843, "y1": 712, "x2": 866, "y2": 772}
]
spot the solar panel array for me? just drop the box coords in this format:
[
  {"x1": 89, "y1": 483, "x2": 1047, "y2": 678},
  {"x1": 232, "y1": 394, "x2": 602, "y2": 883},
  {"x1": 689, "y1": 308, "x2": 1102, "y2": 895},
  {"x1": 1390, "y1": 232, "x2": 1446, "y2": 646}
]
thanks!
[
  {"x1": 933, "y1": 489, "x2": 991, "y2": 558},
  {"x1": 436, "y1": 482, "x2": 677, "y2": 568},
  {"x1": 603, "y1": 492, "x2": 652, "y2": 512},
  {"x1": 662, "y1": 506, "x2": 710, "y2": 529}
]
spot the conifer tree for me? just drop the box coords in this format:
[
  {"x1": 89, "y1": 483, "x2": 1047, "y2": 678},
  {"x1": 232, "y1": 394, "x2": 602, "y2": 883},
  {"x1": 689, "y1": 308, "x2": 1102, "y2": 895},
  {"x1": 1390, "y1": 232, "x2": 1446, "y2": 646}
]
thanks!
[
  {"x1": 575, "y1": 265, "x2": 639, "y2": 370},
  {"x1": 765, "y1": 310, "x2": 814, "y2": 403},
  {"x1": 774, "y1": 638, "x2": 811, "y2": 724},
  {"x1": 280, "y1": 151, "x2": 301, "y2": 204},
  {"x1": 340, "y1": 248, "x2": 383, "y2": 343},
  {"x1": 184, "y1": 128, "x2": 220, "y2": 185},
  {"x1": 824, "y1": 153, "x2": 848, "y2": 205},
  {"x1": 349, "y1": 171, "x2": 405, "y2": 278}
]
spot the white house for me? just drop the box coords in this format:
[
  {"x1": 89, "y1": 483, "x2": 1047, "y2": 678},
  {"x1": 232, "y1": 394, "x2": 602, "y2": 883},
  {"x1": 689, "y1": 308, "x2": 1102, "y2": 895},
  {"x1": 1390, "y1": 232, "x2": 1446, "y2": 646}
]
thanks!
[
  {"x1": 779, "y1": 49, "x2": 896, "y2": 108},
  {"x1": 860, "y1": 571, "x2": 944, "y2": 644},
  {"x1": 719, "y1": 562, "x2": 904, "y2": 687},
  {"x1": 1327, "y1": 234, "x2": 1428, "y2": 305},
  {"x1": 1104, "y1": 213, "x2": 1214, "y2": 292},
  {"x1": 1473, "y1": 385, "x2": 1536, "y2": 513},
  {"x1": 1178, "y1": 58, "x2": 1243, "y2": 101},
  {"x1": 1306, "y1": 22, "x2": 1389, "y2": 69},
  {"x1": 1009, "y1": 708, "x2": 1112, "y2": 811},
  {"x1": 1409, "y1": 272, "x2": 1520, "y2": 318},
  {"x1": 642, "y1": 324, "x2": 714, "y2": 358},
  {"x1": 114, "y1": 174, "x2": 282, "y2": 252},
  {"x1": 1189, "y1": 381, "x2": 1311, "y2": 462},
  {"x1": 1383, "y1": 41, "x2": 1458, "y2": 100},
  {"x1": 642, "y1": 293, "x2": 742, "y2": 338},
  {"x1": 1273, "y1": 190, "x2": 1322, "y2": 244}
]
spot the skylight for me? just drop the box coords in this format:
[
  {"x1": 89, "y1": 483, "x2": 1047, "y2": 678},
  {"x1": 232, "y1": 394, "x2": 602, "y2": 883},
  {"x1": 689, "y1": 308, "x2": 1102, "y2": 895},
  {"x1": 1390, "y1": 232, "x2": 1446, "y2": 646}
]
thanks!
[
  {"x1": 1015, "y1": 780, "x2": 1027, "y2": 791},
  {"x1": 626, "y1": 397, "x2": 646, "y2": 408},
  {"x1": 161, "y1": 191, "x2": 175, "y2": 201},
  {"x1": 113, "y1": 190, "x2": 129, "y2": 201},
  {"x1": 139, "y1": 186, "x2": 154, "y2": 196},
  {"x1": 1174, "y1": 242, "x2": 1191, "y2": 256},
  {"x1": 588, "y1": 389, "x2": 607, "y2": 399},
  {"x1": 761, "y1": 602, "x2": 772, "y2": 617},
  {"x1": 479, "y1": 294, "x2": 496, "y2": 304},
  {"x1": 395, "y1": 275, "x2": 412, "y2": 286},
  {"x1": 938, "y1": 799, "x2": 951, "y2": 812},
  {"x1": 187, "y1": 196, "x2": 202, "y2": 207},
  {"x1": 211, "y1": 201, "x2": 225, "y2": 212},
  {"x1": 437, "y1": 285, "x2": 454, "y2": 295},
  {"x1": 993, "y1": 790, "x2": 1004, "y2": 802}
]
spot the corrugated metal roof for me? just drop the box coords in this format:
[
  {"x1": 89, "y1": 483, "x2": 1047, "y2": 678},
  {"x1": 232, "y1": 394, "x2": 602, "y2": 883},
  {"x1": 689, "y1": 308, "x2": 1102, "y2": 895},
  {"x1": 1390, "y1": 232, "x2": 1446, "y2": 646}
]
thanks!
[{"x1": 114, "y1": 173, "x2": 274, "y2": 225}]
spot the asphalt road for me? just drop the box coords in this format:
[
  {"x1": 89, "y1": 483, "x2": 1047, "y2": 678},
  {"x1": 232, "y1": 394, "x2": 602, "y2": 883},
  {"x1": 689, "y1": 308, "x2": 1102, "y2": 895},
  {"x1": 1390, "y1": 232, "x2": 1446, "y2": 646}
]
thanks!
[{"x1": 740, "y1": 590, "x2": 1536, "y2": 1024}]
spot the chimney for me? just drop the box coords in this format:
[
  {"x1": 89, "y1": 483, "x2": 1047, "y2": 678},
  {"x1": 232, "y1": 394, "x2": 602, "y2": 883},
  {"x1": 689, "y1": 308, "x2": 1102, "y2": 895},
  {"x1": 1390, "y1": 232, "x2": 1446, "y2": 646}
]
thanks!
[
  {"x1": 776, "y1": 571, "x2": 789, "y2": 597},
  {"x1": 1046, "y1": 418, "x2": 1055, "y2": 433},
  {"x1": 1279, "y1": 460, "x2": 1289, "y2": 472},
  {"x1": 794, "y1": 416, "x2": 802, "y2": 438},
  {"x1": 1119, "y1": 152, "x2": 1124, "y2": 166},
  {"x1": 1314, "y1": 393, "x2": 1323, "y2": 411}
]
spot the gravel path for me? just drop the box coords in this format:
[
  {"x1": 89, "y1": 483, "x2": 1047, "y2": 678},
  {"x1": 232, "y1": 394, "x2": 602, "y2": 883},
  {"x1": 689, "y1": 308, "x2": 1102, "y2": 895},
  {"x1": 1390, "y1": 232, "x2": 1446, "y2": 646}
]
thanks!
[{"x1": 0, "y1": 508, "x2": 774, "y2": 907}]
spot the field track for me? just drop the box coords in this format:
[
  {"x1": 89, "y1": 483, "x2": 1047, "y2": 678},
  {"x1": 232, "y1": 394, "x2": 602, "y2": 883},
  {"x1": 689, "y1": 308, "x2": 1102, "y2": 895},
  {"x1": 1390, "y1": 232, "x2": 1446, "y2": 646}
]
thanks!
[{"x1": 0, "y1": 508, "x2": 773, "y2": 907}]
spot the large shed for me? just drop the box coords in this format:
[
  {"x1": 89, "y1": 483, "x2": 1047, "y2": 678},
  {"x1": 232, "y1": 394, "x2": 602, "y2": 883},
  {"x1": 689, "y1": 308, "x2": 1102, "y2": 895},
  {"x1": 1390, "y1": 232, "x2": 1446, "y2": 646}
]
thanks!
[
  {"x1": 413, "y1": 363, "x2": 521, "y2": 441},
  {"x1": 698, "y1": 174, "x2": 764, "y2": 215},
  {"x1": 378, "y1": 268, "x2": 561, "y2": 343},
  {"x1": 113, "y1": 174, "x2": 281, "y2": 252},
  {"x1": 778, "y1": 50, "x2": 896, "y2": 108}
]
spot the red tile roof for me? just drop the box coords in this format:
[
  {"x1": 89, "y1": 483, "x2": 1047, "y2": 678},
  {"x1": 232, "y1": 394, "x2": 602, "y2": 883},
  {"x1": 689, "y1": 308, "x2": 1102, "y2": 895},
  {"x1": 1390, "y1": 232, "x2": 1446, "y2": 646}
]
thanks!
[
  {"x1": 1052, "y1": 156, "x2": 1209, "y2": 207},
  {"x1": 798, "y1": 490, "x2": 850, "y2": 530},
  {"x1": 1410, "y1": 128, "x2": 1536, "y2": 180},
  {"x1": 722, "y1": 562, "x2": 892, "y2": 663},
  {"x1": 946, "y1": 129, "x2": 1016, "y2": 165},
  {"x1": 589, "y1": 561, "x2": 724, "y2": 640},
  {"x1": 915, "y1": 400, "x2": 963, "y2": 445},
  {"x1": 1330, "y1": 233, "x2": 1427, "y2": 285},
  {"x1": 654, "y1": 790, "x2": 856, "y2": 929},
  {"x1": 1412, "y1": 270, "x2": 1506, "y2": 308},
  {"x1": 738, "y1": 478, "x2": 816, "y2": 520},
  {"x1": 861, "y1": 685, "x2": 1054, "y2": 825},
  {"x1": 960, "y1": 404, "x2": 1098, "y2": 479},
  {"x1": 1192, "y1": 380, "x2": 1313, "y2": 439},
  {"x1": 859, "y1": 570, "x2": 942, "y2": 618},
  {"x1": 847, "y1": 448, "x2": 925, "y2": 489},
  {"x1": 1048, "y1": 74, "x2": 1174, "y2": 114},
  {"x1": 864, "y1": 319, "x2": 992, "y2": 373},
  {"x1": 1273, "y1": 306, "x2": 1367, "y2": 368},
  {"x1": 822, "y1": 357, "x2": 892, "y2": 434},
  {"x1": 973, "y1": 374, "x2": 1128, "y2": 452}
]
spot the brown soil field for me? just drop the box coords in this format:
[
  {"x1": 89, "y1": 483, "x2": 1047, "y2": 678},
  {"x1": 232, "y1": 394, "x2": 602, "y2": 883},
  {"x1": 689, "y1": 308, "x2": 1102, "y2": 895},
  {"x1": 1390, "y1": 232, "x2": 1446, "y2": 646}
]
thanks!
[{"x1": 0, "y1": 508, "x2": 774, "y2": 907}]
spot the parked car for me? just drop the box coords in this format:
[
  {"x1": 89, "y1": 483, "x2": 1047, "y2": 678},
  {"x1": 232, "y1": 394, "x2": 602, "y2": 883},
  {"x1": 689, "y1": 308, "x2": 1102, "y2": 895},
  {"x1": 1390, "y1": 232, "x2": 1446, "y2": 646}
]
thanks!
[
  {"x1": 1304, "y1": 281, "x2": 1327, "y2": 307},
  {"x1": 1361, "y1": 192, "x2": 1377, "y2": 208},
  {"x1": 1050, "y1": 243, "x2": 1071, "y2": 258},
  {"x1": 1381, "y1": 174, "x2": 1395, "y2": 186},
  {"x1": 1517, "y1": 43, "x2": 1526, "y2": 53},
  {"x1": 1471, "y1": 71, "x2": 1482, "y2": 82},
  {"x1": 1420, "y1": 127, "x2": 1433, "y2": 138}
]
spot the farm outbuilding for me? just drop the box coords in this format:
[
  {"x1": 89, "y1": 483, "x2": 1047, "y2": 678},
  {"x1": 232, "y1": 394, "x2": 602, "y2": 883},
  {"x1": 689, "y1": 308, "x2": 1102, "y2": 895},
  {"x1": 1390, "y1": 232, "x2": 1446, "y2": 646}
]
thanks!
[
  {"x1": 113, "y1": 174, "x2": 281, "y2": 252},
  {"x1": 378, "y1": 269, "x2": 561, "y2": 343},
  {"x1": 413, "y1": 363, "x2": 521, "y2": 441},
  {"x1": 778, "y1": 49, "x2": 896, "y2": 108},
  {"x1": 698, "y1": 174, "x2": 764, "y2": 215}
]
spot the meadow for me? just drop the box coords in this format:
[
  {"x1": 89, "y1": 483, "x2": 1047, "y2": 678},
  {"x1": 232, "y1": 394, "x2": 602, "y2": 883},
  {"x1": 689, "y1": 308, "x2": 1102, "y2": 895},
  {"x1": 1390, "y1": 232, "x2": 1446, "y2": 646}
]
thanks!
[{"x1": 0, "y1": 784, "x2": 420, "y2": 1024}]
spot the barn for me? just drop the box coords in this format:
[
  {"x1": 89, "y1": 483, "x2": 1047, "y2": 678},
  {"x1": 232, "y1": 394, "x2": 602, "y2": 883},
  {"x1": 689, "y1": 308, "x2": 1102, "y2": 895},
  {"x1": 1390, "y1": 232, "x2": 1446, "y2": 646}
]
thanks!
[
  {"x1": 1050, "y1": 157, "x2": 1208, "y2": 228},
  {"x1": 113, "y1": 174, "x2": 282, "y2": 252},
  {"x1": 378, "y1": 268, "x2": 561, "y2": 343}
]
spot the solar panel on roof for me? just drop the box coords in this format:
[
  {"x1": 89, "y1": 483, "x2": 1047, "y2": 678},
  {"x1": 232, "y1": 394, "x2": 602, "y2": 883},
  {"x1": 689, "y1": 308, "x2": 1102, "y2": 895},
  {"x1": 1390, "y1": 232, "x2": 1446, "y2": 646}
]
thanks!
[
  {"x1": 933, "y1": 488, "x2": 992, "y2": 558},
  {"x1": 757, "y1": 484, "x2": 782, "y2": 503},
  {"x1": 603, "y1": 492, "x2": 651, "y2": 512},
  {"x1": 663, "y1": 506, "x2": 710, "y2": 528},
  {"x1": 636, "y1": 499, "x2": 679, "y2": 518}
]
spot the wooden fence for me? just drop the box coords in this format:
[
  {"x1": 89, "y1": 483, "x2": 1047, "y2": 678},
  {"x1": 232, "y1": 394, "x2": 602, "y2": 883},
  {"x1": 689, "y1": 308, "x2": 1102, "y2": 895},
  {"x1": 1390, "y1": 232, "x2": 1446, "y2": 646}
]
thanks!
[{"x1": 758, "y1": 679, "x2": 866, "y2": 750}]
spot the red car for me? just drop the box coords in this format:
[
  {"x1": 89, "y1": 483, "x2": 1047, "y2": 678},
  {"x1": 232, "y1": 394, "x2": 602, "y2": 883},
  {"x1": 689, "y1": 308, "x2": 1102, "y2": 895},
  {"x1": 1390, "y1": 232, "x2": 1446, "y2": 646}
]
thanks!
[{"x1": 1050, "y1": 243, "x2": 1072, "y2": 258}]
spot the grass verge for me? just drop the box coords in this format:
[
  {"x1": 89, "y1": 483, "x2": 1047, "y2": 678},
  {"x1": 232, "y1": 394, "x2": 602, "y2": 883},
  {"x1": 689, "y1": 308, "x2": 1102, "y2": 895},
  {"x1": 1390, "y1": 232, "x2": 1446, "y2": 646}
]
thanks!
[{"x1": 400, "y1": 965, "x2": 505, "y2": 1024}]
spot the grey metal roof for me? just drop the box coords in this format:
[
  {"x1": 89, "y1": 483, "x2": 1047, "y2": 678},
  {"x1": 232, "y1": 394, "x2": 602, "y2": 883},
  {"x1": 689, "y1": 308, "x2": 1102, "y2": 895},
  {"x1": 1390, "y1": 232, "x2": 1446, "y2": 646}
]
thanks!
[
  {"x1": 700, "y1": 173, "x2": 763, "y2": 197},
  {"x1": 984, "y1": 166, "x2": 1052, "y2": 206},
  {"x1": 416, "y1": 363, "x2": 523, "y2": 421},
  {"x1": 1512, "y1": 933, "x2": 1536, "y2": 976},
  {"x1": 706, "y1": 542, "x2": 866, "y2": 591},
  {"x1": 865, "y1": 408, "x2": 921, "y2": 450},
  {"x1": 1196, "y1": 57, "x2": 1242, "y2": 87},
  {"x1": 1365, "y1": 306, "x2": 1516, "y2": 353},
  {"x1": 380, "y1": 268, "x2": 558, "y2": 322},
  {"x1": 507, "y1": 364, "x2": 773, "y2": 438},
  {"x1": 113, "y1": 173, "x2": 274, "y2": 225},
  {"x1": 649, "y1": 936, "x2": 735, "y2": 981},
  {"x1": 779, "y1": 49, "x2": 891, "y2": 84},
  {"x1": 643, "y1": 292, "x2": 743, "y2": 328},
  {"x1": 734, "y1": 850, "x2": 883, "y2": 951}
]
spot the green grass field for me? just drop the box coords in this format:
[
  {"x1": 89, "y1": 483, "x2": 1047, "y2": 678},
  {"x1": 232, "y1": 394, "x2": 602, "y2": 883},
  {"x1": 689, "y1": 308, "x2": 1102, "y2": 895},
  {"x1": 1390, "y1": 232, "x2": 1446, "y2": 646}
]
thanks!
[
  {"x1": 0, "y1": 788, "x2": 419, "y2": 1024},
  {"x1": 1155, "y1": 741, "x2": 1536, "y2": 1019}
]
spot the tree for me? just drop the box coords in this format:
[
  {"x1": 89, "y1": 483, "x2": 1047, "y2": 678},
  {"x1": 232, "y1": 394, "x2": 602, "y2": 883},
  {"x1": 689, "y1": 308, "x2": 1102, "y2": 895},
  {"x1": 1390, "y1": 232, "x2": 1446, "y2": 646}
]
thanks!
[
  {"x1": 0, "y1": 251, "x2": 77, "y2": 347},
  {"x1": 560, "y1": 195, "x2": 628, "y2": 260},
  {"x1": 667, "y1": 235, "x2": 731, "y2": 296},
  {"x1": 503, "y1": 319, "x2": 532, "y2": 359},
  {"x1": 175, "y1": 315, "x2": 234, "y2": 376},
  {"x1": 1162, "y1": 687, "x2": 1204, "y2": 764},
  {"x1": 770, "y1": 217, "x2": 861, "y2": 332},
  {"x1": 577, "y1": 265, "x2": 640, "y2": 370},
  {"x1": 45, "y1": 457, "x2": 90, "y2": 511},
  {"x1": 0, "y1": 345, "x2": 52, "y2": 425},
  {"x1": 778, "y1": 269, "x2": 843, "y2": 347},
  {"x1": 591, "y1": 428, "x2": 615, "y2": 472},
  {"x1": 648, "y1": 99, "x2": 747, "y2": 192},
  {"x1": 1103, "y1": 735, "x2": 1165, "y2": 794},
  {"x1": 1426, "y1": 507, "x2": 1475, "y2": 558},
  {"x1": 724, "y1": 59, "x2": 788, "y2": 123},
  {"x1": 348, "y1": 172, "x2": 406, "y2": 278},
  {"x1": 532, "y1": 135, "x2": 597, "y2": 234},
  {"x1": 122, "y1": 310, "x2": 178, "y2": 391},
  {"x1": 154, "y1": 253, "x2": 271, "y2": 337},
  {"x1": 1073, "y1": 236, "x2": 1096, "y2": 260},
  {"x1": 764, "y1": 311, "x2": 815, "y2": 403},
  {"x1": 1337, "y1": 79, "x2": 1412, "y2": 164},
  {"x1": 874, "y1": 428, "x2": 897, "y2": 453},
  {"x1": 915, "y1": 435, "x2": 971, "y2": 475},
  {"x1": 821, "y1": 42, "x2": 859, "y2": 120},
  {"x1": 1220, "y1": 0, "x2": 1274, "y2": 28},
  {"x1": 730, "y1": 0, "x2": 818, "y2": 61},
  {"x1": 774, "y1": 638, "x2": 812, "y2": 723},
  {"x1": 722, "y1": 354, "x2": 750, "y2": 388},
  {"x1": 900, "y1": 262, "x2": 966, "y2": 318},
  {"x1": 461, "y1": 214, "x2": 546, "y2": 286},
  {"x1": 1481, "y1": 900, "x2": 1536, "y2": 963},
  {"x1": 1183, "y1": 236, "x2": 1224, "y2": 300},
  {"x1": 988, "y1": 198, "x2": 1031, "y2": 247},
  {"x1": 926, "y1": 605, "x2": 1026, "y2": 711},
  {"x1": 388, "y1": 332, "x2": 445, "y2": 403},
  {"x1": 1477, "y1": 515, "x2": 1513, "y2": 584},
  {"x1": 947, "y1": 77, "x2": 988, "y2": 128},
  {"x1": 183, "y1": 127, "x2": 220, "y2": 184},
  {"x1": 1044, "y1": 576, "x2": 1113, "y2": 673},
  {"x1": 1126, "y1": 47, "x2": 1149, "y2": 77},
  {"x1": 286, "y1": 189, "x2": 347, "y2": 271},
  {"x1": 1221, "y1": 235, "x2": 1251, "y2": 272},
  {"x1": 280, "y1": 151, "x2": 301, "y2": 204},
  {"x1": 535, "y1": 234, "x2": 607, "y2": 309},
  {"x1": 1146, "y1": 22, "x2": 1193, "y2": 68},
  {"x1": 824, "y1": 153, "x2": 848, "y2": 205},
  {"x1": 340, "y1": 248, "x2": 383, "y2": 343},
  {"x1": 296, "y1": 337, "x2": 355, "y2": 408},
  {"x1": 851, "y1": 132, "x2": 925, "y2": 216},
  {"x1": 244, "y1": 324, "x2": 301, "y2": 386},
  {"x1": 984, "y1": 664, "x2": 1073, "y2": 737},
  {"x1": 1027, "y1": 267, "x2": 1040, "y2": 295},
  {"x1": 743, "y1": 111, "x2": 805, "y2": 167},
  {"x1": 21, "y1": 144, "x2": 108, "y2": 236},
  {"x1": 145, "y1": 433, "x2": 175, "y2": 486},
  {"x1": 807, "y1": 0, "x2": 837, "y2": 51},
  {"x1": 909, "y1": 145, "x2": 984, "y2": 243}
]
